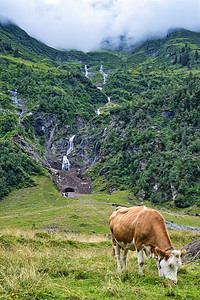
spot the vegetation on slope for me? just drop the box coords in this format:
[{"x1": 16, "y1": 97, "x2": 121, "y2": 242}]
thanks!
[
  {"x1": 0, "y1": 23, "x2": 108, "y2": 198},
  {"x1": 0, "y1": 140, "x2": 44, "y2": 198},
  {"x1": 0, "y1": 22, "x2": 199, "y2": 208},
  {"x1": 89, "y1": 72, "x2": 200, "y2": 207},
  {"x1": 86, "y1": 30, "x2": 200, "y2": 208}
]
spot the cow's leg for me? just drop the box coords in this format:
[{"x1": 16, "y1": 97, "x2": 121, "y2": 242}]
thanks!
[
  {"x1": 136, "y1": 249, "x2": 144, "y2": 273},
  {"x1": 114, "y1": 244, "x2": 121, "y2": 270},
  {"x1": 122, "y1": 249, "x2": 128, "y2": 270},
  {"x1": 112, "y1": 247, "x2": 115, "y2": 257}
]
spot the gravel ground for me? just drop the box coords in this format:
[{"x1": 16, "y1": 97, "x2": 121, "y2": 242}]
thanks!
[{"x1": 165, "y1": 221, "x2": 200, "y2": 232}]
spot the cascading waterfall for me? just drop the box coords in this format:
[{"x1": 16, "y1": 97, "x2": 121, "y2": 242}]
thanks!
[
  {"x1": 90, "y1": 128, "x2": 107, "y2": 167},
  {"x1": 18, "y1": 109, "x2": 24, "y2": 124},
  {"x1": 62, "y1": 156, "x2": 70, "y2": 170},
  {"x1": 67, "y1": 135, "x2": 75, "y2": 156},
  {"x1": 102, "y1": 127, "x2": 107, "y2": 136},
  {"x1": 84, "y1": 64, "x2": 111, "y2": 116},
  {"x1": 10, "y1": 90, "x2": 18, "y2": 105},
  {"x1": 96, "y1": 97, "x2": 111, "y2": 115},
  {"x1": 9, "y1": 89, "x2": 26, "y2": 123},
  {"x1": 62, "y1": 135, "x2": 75, "y2": 170},
  {"x1": 99, "y1": 64, "x2": 107, "y2": 85},
  {"x1": 85, "y1": 65, "x2": 88, "y2": 78},
  {"x1": 97, "y1": 108, "x2": 101, "y2": 115},
  {"x1": 91, "y1": 141, "x2": 100, "y2": 166}
]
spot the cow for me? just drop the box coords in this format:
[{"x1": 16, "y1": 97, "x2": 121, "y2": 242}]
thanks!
[{"x1": 109, "y1": 206, "x2": 186, "y2": 283}]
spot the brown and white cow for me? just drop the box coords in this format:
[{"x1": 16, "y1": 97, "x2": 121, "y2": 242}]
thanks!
[{"x1": 109, "y1": 206, "x2": 186, "y2": 283}]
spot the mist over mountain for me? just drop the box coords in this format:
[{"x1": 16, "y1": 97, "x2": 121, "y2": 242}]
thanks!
[{"x1": 1, "y1": 0, "x2": 200, "y2": 51}]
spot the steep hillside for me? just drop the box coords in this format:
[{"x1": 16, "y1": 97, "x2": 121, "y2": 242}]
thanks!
[
  {"x1": 0, "y1": 23, "x2": 108, "y2": 197},
  {"x1": 0, "y1": 22, "x2": 61, "y2": 61},
  {"x1": 87, "y1": 73, "x2": 200, "y2": 207},
  {"x1": 127, "y1": 29, "x2": 200, "y2": 69},
  {"x1": 88, "y1": 29, "x2": 200, "y2": 208},
  {"x1": 0, "y1": 23, "x2": 199, "y2": 208}
]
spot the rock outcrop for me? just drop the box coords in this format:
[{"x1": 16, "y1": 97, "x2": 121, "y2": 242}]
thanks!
[
  {"x1": 21, "y1": 111, "x2": 108, "y2": 195},
  {"x1": 49, "y1": 121, "x2": 107, "y2": 171},
  {"x1": 182, "y1": 240, "x2": 200, "y2": 263}
]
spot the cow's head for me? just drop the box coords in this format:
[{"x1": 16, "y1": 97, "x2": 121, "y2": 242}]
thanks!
[{"x1": 155, "y1": 247, "x2": 186, "y2": 283}]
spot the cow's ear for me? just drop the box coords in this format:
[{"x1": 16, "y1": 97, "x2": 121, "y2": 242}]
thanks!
[
  {"x1": 181, "y1": 249, "x2": 186, "y2": 257},
  {"x1": 155, "y1": 247, "x2": 166, "y2": 258}
]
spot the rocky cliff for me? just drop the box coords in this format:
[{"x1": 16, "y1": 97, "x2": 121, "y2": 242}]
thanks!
[{"x1": 21, "y1": 111, "x2": 108, "y2": 196}]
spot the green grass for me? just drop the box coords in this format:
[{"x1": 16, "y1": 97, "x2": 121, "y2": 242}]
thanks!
[
  {"x1": 0, "y1": 228, "x2": 199, "y2": 299},
  {"x1": 0, "y1": 176, "x2": 199, "y2": 299},
  {"x1": 0, "y1": 175, "x2": 114, "y2": 234},
  {"x1": 0, "y1": 175, "x2": 199, "y2": 232}
]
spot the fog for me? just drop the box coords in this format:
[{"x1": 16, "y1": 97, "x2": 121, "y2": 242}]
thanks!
[{"x1": 1, "y1": 0, "x2": 200, "y2": 51}]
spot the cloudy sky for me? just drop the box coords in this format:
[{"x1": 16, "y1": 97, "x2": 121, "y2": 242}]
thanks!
[{"x1": 1, "y1": 0, "x2": 200, "y2": 51}]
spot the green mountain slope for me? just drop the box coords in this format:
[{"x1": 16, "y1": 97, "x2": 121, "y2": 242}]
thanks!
[
  {"x1": 87, "y1": 30, "x2": 200, "y2": 208},
  {"x1": 88, "y1": 72, "x2": 200, "y2": 207},
  {"x1": 0, "y1": 22, "x2": 61, "y2": 61},
  {"x1": 127, "y1": 29, "x2": 200, "y2": 69},
  {"x1": 0, "y1": 22, "x2": 108, "y2": 197},
  {"x1": 0, "y1": 23, "x2": 199, "y2": 208}
]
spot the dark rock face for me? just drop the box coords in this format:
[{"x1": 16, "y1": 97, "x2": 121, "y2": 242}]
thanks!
[
  {"x1": 33, "y1": 114, "x2": 57, "y2": 138},
  {"x1": 13, "y1": 135, "x2": 94, "y2": 196},
  {"x1": 49, "y1": 123, "x2": 107, "y2": 171},
  {"x1": 28, "y1": 110, "x2": 107, "y2": 172},
  {"x1": 22, "y1": 112, "x2": 108, "y2": 194}
]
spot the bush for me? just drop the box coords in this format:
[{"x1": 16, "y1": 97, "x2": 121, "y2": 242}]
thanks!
[{"x1": 174, "y1": 194, "x2": 190, "y2": 208}]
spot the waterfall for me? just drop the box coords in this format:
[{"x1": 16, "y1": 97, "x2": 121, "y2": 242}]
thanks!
[
  {"x1": 18, "y1": 109, "x2": 25, "y2": 124},
  {"x1": 96, "y1": 97, "x2": 110, "y2": 116},
  {"x1": 9, "y1": 89, "x2": 24, "y2": 107},
  {"x1": 90, "y1": 128, "x2": 107, "y2": 167},
  {"x1": 62, "y1": 155, "x2": 70, "y2": 170},
  {"x1": 10, "y1": 90, "x2": 18, "y2": 105},
  {"x1": 102, "y1": 127, "x2": 107, "y2": 136},
  {"x1": 99, "y1": 65, "x2": 107, "y2": 85},
  {"x1": 85, "y1": 65, "x2": 88, "y2": 78},
  {"x1": 62, "y1": 135, "x2": 75, "y2": 171},
  {"x1": 97, "y1": 108, "x2": 101, "y2": 115},
  {"x1": 67, "y1": 135, "x2": 75, "y2": 155},
  {"x1": 91, "y1": 142, "x2": 99, "y2": 166},
  {"x1": 96, "y1": 96, "x2": 110, "y2": 116}
]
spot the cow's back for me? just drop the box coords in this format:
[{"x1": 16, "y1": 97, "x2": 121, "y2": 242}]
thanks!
[{"x1": 109, "y1": 206, "x2": 169, "y2": 250}]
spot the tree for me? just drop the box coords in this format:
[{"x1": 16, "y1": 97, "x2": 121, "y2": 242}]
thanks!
[
  {"x1": 195, "y1": 50, "x2": 199, "y2": 61},
  {"x1": 173, "y1": 55, "x2": 177, "y2": 65},
  {"x1": 14, "y1": 49, "x2": 20, "y2": 57},
  {"x1": 180, "y1": 52, "x2": 189, "y2": 66}
]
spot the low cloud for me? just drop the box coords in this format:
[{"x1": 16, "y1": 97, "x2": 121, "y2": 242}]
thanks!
[{"x1": 1, "y1": 0, "x2": 200, "y2": 51}]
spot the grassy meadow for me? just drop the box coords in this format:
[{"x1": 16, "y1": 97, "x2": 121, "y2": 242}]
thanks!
[{"x1": 0, "y1": 175, "x2": 200, "y2": 299}]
